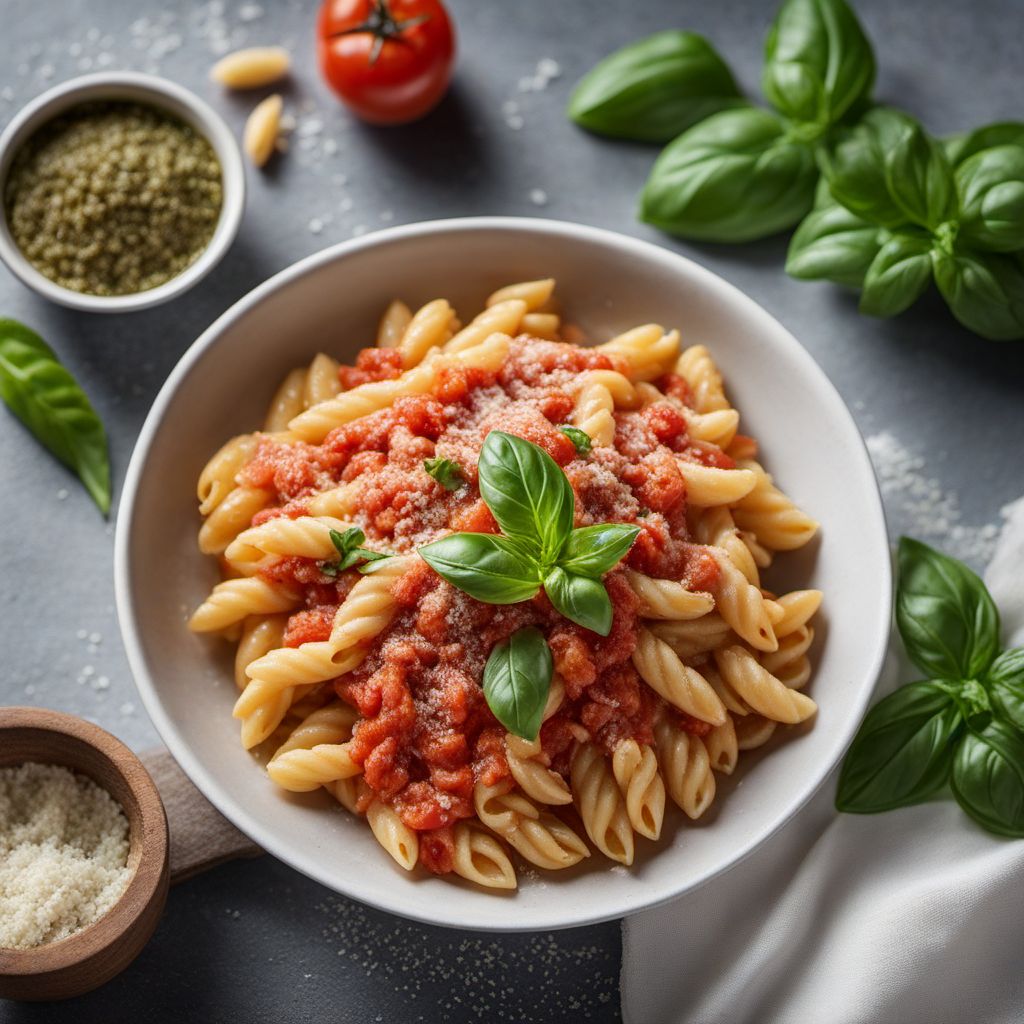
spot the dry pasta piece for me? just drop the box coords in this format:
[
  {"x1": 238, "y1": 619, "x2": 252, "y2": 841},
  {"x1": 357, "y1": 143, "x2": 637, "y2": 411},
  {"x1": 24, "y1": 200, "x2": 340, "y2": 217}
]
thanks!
[
  {"x1": 267, "y1": 740, "x2": 361, "y2": 791},
  {"x1": 272, "y1": 701, "x2": 358, "y2": 757},
  {"x1": 521, "y1": 312, "x2": 560, "y2": 339},
  {"x1": 597, "y1": 325, "x2": 680, "y2": 381},
  {"x1": 303, "y1": 353, "x2": 341, "y2": 408},
  {"x1": 198, "y1": 486, "x2": 272, "y2": 555},
  {"x1": 264, "y1": 369, "x2": 307, "y2": 432},
  {"x1": 570, "y1": 743, "x2": 634, "y2": 865},
  {"x1": 474, "y1": 781, "x2": 590, "y2": 870},
  {"x1": 683, "y1": 407, "x2": 740, "y2": 448},
  {"x1": 329, "y1": 555, "x2": 414, "y2": 651},
  {"x1": 703, "y1": 716, "x2": 739, "y2": 775},
  {"x1": 211, "y1": 46, "x2": 290, "y2": 88},
  {"x1": 452, "y1": 821, "x2": 517, "y2": 890},
  {"x1": 225, "y1": 515, "x2": 353, "y2": 567},
  {"x1": 485, "y1": 277, "x2": 555, "y2": 311},
  {"x1": 444, "y1": 299, "x2": 526, "y2": 354},
  {"x1": 675, "y1": 345, "x2": 728, "y2": 413},
  {"x1": 398, "y1": 298, "x2": 454, "y2": 367},
  {"x1": 611, "y1": 739, "x2": 666, "y2": 841},
  {"x1": 625, "y1": 569, "x2": 714, "y2": 620},
  {"x1": 649, "y1": 614, "x2": 732, "y2": 661},
  {"x1": 773, "y1": 589, "x2": 823, "y2": 638},
  {"x1": 734, "y1": 714, "x2": 778, "y2": 750},
  {"x1": 760, "y1": 626, "x2": 814, "y2": 690},
  {"x1": 677, "y1": 461, "x2": 757, "y2": 507},
  {"x1": 714, "y1": 645, "x2": 817, "y2": 724},
  {"x1": 654, "y1": 717, "x2": 716, "y2": 819},
  {"x1": 306, "y1": 482, "x2": 359, "y2": 518},
  {"x1": 632, "y1": 628, "x2": 727, "y2": 726},
  {"x1": 709, "y1": 547, "x2": 778, "y2": 652},
  {"x1": 234, "y1": 614, "x2": 288, "y2": 690},
  {"x1": 377, "y1": 299, "x2": 412, "y2": 348},
  {"x1": 197, "y1": 434, "x2": 258, "y2": 516},
  {"x1": 189, "y1": 577, "x2": 299, "y2": 633},
  {"x1": 732, "y1": 460, "x2": 819, "y2": 551},
  {"x1": 243, "y1": 93, "x2": 282, "y2": 168},
  {"x1": 365, "y1": 799, "x2": 419, "y2": 871}
]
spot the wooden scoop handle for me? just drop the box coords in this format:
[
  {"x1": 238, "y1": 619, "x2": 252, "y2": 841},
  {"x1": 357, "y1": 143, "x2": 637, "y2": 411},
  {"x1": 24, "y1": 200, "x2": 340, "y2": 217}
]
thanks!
[{"x1": 140, "y1": 749, "x2": 261, "y2": 885}]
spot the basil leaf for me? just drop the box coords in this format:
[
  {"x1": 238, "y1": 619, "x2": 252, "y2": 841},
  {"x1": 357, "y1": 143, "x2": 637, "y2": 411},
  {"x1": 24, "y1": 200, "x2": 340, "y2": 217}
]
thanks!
[
  {"x1": 835, "y1": 680, "x2": 963, "y2": 813},
  {"x1": 944, "y1": 122, "x2": 1024, "y2": 167},
  {"x1": 885, "y1": 122, "x2": 958, "y2": 231},
  {"x1": 956, "y1": 145, "x2": 1024, "y2": 253},
  {"x1": 762, "y1": 0, "x2": 875, "y2": 127},
  {"x1": 558, "y1": 523, "x2": 640, "y2": 578},
  {"x1": 558, "y1": 425, "x2": 592, "y2": 456},
  {"x1": 0, "y1": 319, "x2": 110, "y2": 514},
  {"x1": 951, "y1": 720, "x2": 1024, "y2": 838},
  {"x1": 822, "y1": 107, "x2": 917, "y2": 228},
  {"x1": 859, "y1": 233, "x2": 934, "y2": 317},
  {"x1": 324, "y1": 527, "x2": 392, "y2": 574},
  {"x1": 897, "y1": 537, "x2": 1000, "y2": 680},
  {"x1": 786, "y1": 199, "x2": 882, "y2": 287},
  {"x1": 932, "y1": 249, "x2": 1024, "y2": 341},
  {"x1": 418, "y1": 533, "x2": 541, "y2": 604},
  {"x1": 424, "y1": 456, "x2": 465, "y2": 491},
  {"x1": 477, "y1": 431, "x2": 574, "y2": 559},
  {"x1": 640, "y1": 106, "x2": 818, "y2": 243},
  {"x1": 483, "y1": 626, "x2": 553, "y2": 741},
  {"x1": 567, "y1": 30, "x2": 743, "y2": 143},
  {"x1": 988, "y1": 647, "x2": 1024, "y2": 733},
  {"x1": 544, "y1": 566, "x2": 614, "y2": 636}
]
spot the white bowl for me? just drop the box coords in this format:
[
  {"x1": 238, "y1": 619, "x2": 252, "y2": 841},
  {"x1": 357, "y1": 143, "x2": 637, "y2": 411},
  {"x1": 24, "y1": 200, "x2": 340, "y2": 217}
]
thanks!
[
  {"x1": 0, "y1": 72, "x2": 245, "y2": 313},
  {"x1": 115, "y1": 217, "x2": 891, "y2": 931}
]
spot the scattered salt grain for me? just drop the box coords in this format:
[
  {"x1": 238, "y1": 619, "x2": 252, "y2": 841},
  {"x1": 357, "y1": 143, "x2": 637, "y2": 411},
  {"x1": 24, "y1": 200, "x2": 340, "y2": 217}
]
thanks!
[
  {"x1": 352, "y1": 224, "x2": 367, "y2": 237},
  {"x1": 89, "y1": 632, "x2": 102, "y2": 645},
  {"x1": 119, "y1": 702, "x2": 135, "y2": 716},
  {"x1": 57, "y1": 488, "x2": 68, "y2": 501},
  {"x1": 238, "y1": 2, "x2": 264, "y2": 21},
  {"x1": 308, "y1": 217, "x2": 325, "y2": 235},
  {"x1": 529, "y1": 188, "x2": 548, "y2": 207},
  {"x1": 379, "y1": 209, "x2": 394, "y2": 223}
]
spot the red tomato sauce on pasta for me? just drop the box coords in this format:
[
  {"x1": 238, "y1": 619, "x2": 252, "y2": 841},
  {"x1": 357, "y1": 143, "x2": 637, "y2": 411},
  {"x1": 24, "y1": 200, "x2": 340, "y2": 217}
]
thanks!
[{"x1": 240, "y1": 338, "x2": 720, "y2": 869}]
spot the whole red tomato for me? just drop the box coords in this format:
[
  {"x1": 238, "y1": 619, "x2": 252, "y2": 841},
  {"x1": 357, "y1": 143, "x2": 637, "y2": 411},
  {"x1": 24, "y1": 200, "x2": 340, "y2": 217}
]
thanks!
[{"x1": 317, "y1": 0, "x2": 456, "y2": 125}]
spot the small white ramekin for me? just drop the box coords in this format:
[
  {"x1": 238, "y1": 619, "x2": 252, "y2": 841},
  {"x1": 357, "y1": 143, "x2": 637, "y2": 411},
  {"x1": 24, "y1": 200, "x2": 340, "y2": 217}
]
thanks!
[{"x1": 0, "y1": 72, "x2": 245, "y2": 313}]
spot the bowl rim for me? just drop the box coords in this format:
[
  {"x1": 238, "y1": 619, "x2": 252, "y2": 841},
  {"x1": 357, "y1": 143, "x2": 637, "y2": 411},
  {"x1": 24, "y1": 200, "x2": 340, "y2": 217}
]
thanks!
[
  {"x1": 0, "y1": 706, "x2": 169, "y2": 978},
  {"x1": 0, "y1": 71, "x2": 245, "y2": 314},
  {"x1": 115, "y1": 215, "x2": 892, "y2": 931}
]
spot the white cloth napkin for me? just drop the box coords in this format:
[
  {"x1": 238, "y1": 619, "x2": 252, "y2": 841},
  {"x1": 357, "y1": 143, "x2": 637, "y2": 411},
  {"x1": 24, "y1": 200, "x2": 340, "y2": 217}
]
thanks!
[{"x1": 621, "y1": 497, "x2": 1024, "y2": 1024}]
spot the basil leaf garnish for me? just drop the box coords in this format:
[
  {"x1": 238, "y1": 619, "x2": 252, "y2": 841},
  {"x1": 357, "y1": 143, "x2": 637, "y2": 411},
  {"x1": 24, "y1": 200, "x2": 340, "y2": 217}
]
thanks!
[
  {"x1": 988, "y1": 648, "x2": 1024, "y2": 734},
  {"x1": 558, "y1": 425, "x2": 593, "y2": 456},
  {"x1": 944, "y1": 121, "x2": 1024, "y2": 167},
  {"x1": 785, "y1": 198, "x2": 882, "y2": 287},
  {"x1": 835, "y1": 680, "x2": 963, "y2": 813},
  {"x1": 544, "y1": 566, "x2": 614, "y2": 636},
  {"x1": 418, "y1": 533, "x2": 541, "y2": 604},
  {"x1": 897, "y1": 537, "x2": 1000, "y2": 681},
  {"x1": 424, "y1": 456, "x2": 465, "y2": 491},
  {"x1": 951, "y1": 720, "x2": 1024, "y2": 838},
  {"x1": 477, "y1": 430, "x2": 574, "y2": 559},
  {"x1": 483, "y1": 626, "x2": 553, "y2": 741},
  {"x1": 558, "y1": 524, "x2": 641, "y2": 578},
  {"x1": 567, "y1": 30, "x2": 742, "y2": 143},
  {"x1": 956, "y1": 145, "x2": 1024, "y2": 253},
  {"x1": 932, "y1": 249, "x2": 1024, "y2": 342},
  {"x1": 859, "y1": 233, "x2": 934, "y2": 317},
  {"x1": 885, "y1": 122, "x2": 958, "y2": 231},
  {"x1": 0, "y1": 318, "x2": 110, "y2": 514},
  {"x1": 321, "y1": 527, "x2": 392, "y2": 576}
]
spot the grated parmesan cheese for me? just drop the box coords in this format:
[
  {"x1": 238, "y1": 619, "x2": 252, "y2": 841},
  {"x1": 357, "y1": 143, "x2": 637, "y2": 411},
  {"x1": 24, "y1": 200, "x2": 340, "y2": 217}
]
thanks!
[{"x1": 0, "y1": 762, "x2": 132, "y2": 950}]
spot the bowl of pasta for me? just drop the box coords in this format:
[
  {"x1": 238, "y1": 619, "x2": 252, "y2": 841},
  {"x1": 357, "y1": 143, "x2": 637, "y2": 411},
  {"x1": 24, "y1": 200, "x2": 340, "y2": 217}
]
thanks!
[{"x1": 116, "y1": 217, "x2": 890, "y2": 930}]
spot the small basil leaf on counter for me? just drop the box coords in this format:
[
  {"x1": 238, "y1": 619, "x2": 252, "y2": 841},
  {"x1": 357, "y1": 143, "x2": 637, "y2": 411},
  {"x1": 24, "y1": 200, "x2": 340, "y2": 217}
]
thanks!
[
  {"x1": 987, "y1": 648, "x2": 1024, "y2": 734},
  {"x1": 640, "y1": 106, "x2": 818, "y2": 243},
  {"x1": 567, "y1": 30, "x2": 743, "y2": 143},
  {"x1": 955, "y1": 145, "x2": 1024, "y2": 253},
  {"x1": 932, "y1": 249, "x2": 1024, "y2": 342},
  {"x1": 944, "y1": 122, "x2": 1024, "y2": 167},
  {"x1": 762, "y1": 0, "x2": 875, "y2": 128},
  {"x1": 885, "y1": 122, "x2": 958, "y2": 231},
  {"x1": 558, "y1": 425, "x2": 593, "y2": 456},
  {"x1": 951, "y1": 720, "x2": 1024, "y2": 838},
  {"x1": 424, "y1": 456, "x2": 465, "y2": 491},
  {"x1": 835, "y1": 680, "x2": 963, "y2": 813},
  {"x1": 0, "y1": 319, "x2": 110, "y2": 515},
  {"x1": 477, "y1": 430, "x2": 574, "y2": 559},
  {"x1": 418, "y1": 533, "x2": 541, "y2": 604},
  {"x1": 483, "y1": 626, "x2": 553, "y2": 741},
  {"x1": 858, "y1": 233, "x2": 934, "y2": 317},
  {"x1": 897, "y1": 537, "x2": 1001, "y2": 680},
  {"x1": 786, "y1": 199, "x2": 882, "y2": 287},
  {"x1": 544, "y1": 566, "x2": 614, "y2": 636},
  {"x1": 558, "y1": 523, "x2": 640, "y2": 578}
]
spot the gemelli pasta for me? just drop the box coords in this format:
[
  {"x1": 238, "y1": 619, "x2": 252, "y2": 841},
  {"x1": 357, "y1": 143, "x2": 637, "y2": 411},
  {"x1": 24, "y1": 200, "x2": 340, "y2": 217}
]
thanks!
[{"x1": 189, "y1": 279, "x2": 823, "y2": 890}]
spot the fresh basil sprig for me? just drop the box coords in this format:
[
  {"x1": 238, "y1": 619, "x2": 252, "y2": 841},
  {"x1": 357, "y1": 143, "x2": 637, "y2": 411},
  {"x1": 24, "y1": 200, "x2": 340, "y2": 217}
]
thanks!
[
  {"x1": 424, "y1": 456, "x2": 464, "y2": 491},
  {"x1": 567, "y1": 30, "x2": 742, "y2": 144},
  {"x1": 320, "y1": 527, "x2": 391, "y2": 577},
  {"x1": 419, "y1": 431, "x2": 639, "y2": 636},
  {"x1": 837, "y1": 537, "x2": 1024, "y2": 837},
  {"x1": 0, "y1": 318, "x2": 110, "y2": 514},
  {"x1": 483, "y1": 626, "x2": 553, "y2": 741}
]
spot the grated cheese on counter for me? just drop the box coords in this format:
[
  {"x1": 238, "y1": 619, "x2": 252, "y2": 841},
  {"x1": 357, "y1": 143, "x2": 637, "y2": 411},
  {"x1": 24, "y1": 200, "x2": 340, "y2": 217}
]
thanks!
[{"x1": 0, "y1": 762, "x2": 132, "y2": 950}]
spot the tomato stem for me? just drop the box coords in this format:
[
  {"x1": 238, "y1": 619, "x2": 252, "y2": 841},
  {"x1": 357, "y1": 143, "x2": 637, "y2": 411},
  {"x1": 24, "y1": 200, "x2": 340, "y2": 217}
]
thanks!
[{"x1": 328, "y1": 0, "x2": 431, "y2": 65}]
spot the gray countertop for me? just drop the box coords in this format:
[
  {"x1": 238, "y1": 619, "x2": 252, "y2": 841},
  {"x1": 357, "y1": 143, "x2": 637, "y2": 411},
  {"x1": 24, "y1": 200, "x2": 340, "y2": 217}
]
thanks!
[{"x1": 1, "y1": 0, "x2": 1022, "y2": 1019}]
